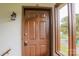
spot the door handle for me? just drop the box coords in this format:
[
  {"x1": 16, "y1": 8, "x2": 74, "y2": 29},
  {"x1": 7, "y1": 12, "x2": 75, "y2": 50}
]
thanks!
[{"x1": 24, "y1": 41, "x2": 28, "y2": 46}]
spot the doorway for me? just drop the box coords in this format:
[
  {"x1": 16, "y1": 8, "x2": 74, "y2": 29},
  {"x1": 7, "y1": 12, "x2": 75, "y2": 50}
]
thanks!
[{"x1": 22, "y1": 6, "x2": 52, "y2": 56}]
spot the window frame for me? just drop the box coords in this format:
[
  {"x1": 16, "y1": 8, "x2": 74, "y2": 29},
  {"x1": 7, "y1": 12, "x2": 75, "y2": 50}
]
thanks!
[{"x1": 54, "y1": 3, "x2": 76, "y2": 56}]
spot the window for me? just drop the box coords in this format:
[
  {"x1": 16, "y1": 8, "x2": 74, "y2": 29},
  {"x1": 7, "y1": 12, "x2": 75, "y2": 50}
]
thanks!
[
  {"x1": 75, "y1": 4, "x2": 79, "y2": 56},
  {"x1": 55, "y1": 3, "x2": 76, "y2": 56},
  {"x1": 55, "y1": 4, "x2": 69, "y2": 56},
  {"x1": 59, "y1": 4, "x2": 68, "y2": 55}
]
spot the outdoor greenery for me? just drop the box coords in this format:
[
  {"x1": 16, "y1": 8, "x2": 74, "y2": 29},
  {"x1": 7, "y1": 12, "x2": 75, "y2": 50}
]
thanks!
[
  {"x1": 60, "y1": 14, "x2": 79, "y2": 55},
  {"x1": 60, "y1": 15, "x2": 68, "y2": 39},
  {"x1": 60, "y1": 14, "x2": 79, "y2": 39},
  {"x1": 76, "y1": 14, "x2": 79, "y2": 39},
  {"x1": 60, "y1": 15, "x2": 68, "y2": 55}
]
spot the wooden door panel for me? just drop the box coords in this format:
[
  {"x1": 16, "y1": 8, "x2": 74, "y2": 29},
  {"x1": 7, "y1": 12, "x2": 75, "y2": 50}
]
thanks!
[
  {"x1": 39, "y1": 21, "x2": 46, "y2": 40},
  {"x1": 24, "y1": 10, "x2": 50, "y2": 56},
  {"x1": 29, "y1": 21, "x2": 35, "y2": 40},
  {"x1": 30, "y1": 45, "x2": 36, "y2": 56},
  {"x1": 40, "y1": 45, "x2": 49, "y2": 56},
  {"x1": 25, "y1": 45, "x2": 36, "y2": 56},
  {"x1": 25, "y1": 46, "x2": 30, "y2": 56}
]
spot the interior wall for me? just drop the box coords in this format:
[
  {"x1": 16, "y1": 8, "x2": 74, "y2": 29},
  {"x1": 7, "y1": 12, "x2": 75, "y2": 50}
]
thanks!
[{"x1": 0, "y1": 3, "x2": 55, "y2": 56}]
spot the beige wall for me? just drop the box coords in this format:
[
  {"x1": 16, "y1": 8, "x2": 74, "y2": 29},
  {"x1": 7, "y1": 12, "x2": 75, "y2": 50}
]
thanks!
[{"x1": 0, "y1": 3, "x2": 55, "y2": 56}]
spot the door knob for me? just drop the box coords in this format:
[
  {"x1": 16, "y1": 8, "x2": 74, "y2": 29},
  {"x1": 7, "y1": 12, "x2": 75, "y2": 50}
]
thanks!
[
  {"x1": 24, "y1": 41, "x2": 28, "y2": 46},
  {"x1": 24, "y1": 33, "x2": 27, "y2": 36}
]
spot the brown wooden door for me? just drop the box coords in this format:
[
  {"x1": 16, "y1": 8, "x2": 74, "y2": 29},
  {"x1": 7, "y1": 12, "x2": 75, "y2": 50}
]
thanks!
[{"x1": 23, "y1": 10, "x2": 50, "y2": 56}]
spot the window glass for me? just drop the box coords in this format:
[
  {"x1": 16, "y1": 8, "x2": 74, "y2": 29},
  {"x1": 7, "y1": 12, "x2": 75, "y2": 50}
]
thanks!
[
  {"x1": 75, "y1": 4, "x2": 79, "y2": 56},
  {"x1": 59, "y1": 4, "x2": 68, "y2": 55}
]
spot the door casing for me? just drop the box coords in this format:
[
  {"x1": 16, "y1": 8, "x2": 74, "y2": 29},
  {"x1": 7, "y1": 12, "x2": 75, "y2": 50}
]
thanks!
[{"x1": 21, "y1": 6, "x2": 53, "y2": 56}]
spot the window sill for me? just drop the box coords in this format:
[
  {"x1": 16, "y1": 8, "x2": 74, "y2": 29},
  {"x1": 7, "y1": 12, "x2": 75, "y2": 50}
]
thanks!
[{"x1": 55, "y1": 51, "x2": 64, "y2": 56}]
